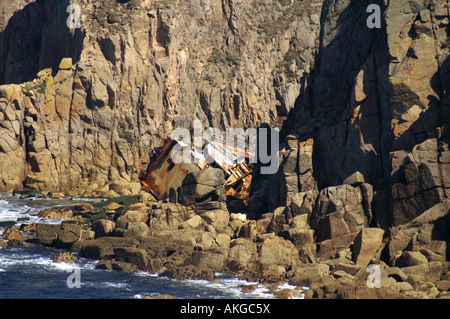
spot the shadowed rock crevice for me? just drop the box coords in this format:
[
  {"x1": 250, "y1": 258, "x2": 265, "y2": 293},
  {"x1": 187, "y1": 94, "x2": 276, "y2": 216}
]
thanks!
[{"x1": 0, "y1": 0, "x2": 84, "y2": 85}]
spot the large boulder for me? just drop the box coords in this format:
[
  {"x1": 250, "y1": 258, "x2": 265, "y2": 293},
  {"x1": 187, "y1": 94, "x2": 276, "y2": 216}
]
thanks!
[
  {"x1": 115, "y1": 210, "x2": 149, "y2": 228},
  {"x1": 177, "y1": 168, "x2": 226, "y2": 205},
  {"x1": 401, "y1": 262, "x2": 448, "y2": 287},
  {"x1": 113, "y1": 247, "x2": 150, "y2": 271},
  {"x1": 137, "y1": 236, "x2": 195, "y2": 267},
  {"x1": 190, "y1": 250, "x2": 225, "y2": 271},
  {"x1": 288, "y1": 263, "x2": 333, "y2": 286},
  {"x1": 394, "y1": 251, "x2": 429, "y2": 268},
  {"x1": 352, "y1": 228, "x2": 384, "y2": 267},
  {"x1": 259, "y1": 235, "x2": 300, "y2": 268},
  {"x1": 148, "y1": 203, "x2": 190, "y2": 233},
  {"x1": 290, "y1": 190, "x2": 318, "y2": 217},
  {"x1": 309, "y1": 184, "x2": 373, "y2": 259},
  {"x1": 160, "y1": 264, "x2": 215, "y2": 281},
  {"x1": 37, "y1": 207, "x2": 73, "y2": 220},
  {"x1": 267, "y1": 206, "x2": 290, "y2": 235},
  {"x1": 35, "y1": 221, "x2": 94, "y2": 248},
  {"x1": 227, "y1": 238, "x2": 259, "y2": 272},
  {"x1": 311, "y1": 184, "x2": 371, "y2": 238},
  {"x1": 92, "y1": 219, "x2": 116, "y2": 238},
  {"x1": 198, "y1": 209, "x2": 229, "y2": 233},
  {"x1": 391, "y1": 139, "x2": 447, "y2": 226},
  {"x1": 80, "y1": 237, "x2": 138, "y2": 259}
]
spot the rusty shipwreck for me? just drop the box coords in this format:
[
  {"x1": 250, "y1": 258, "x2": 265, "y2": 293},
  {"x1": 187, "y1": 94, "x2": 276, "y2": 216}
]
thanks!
[{"x1": 138, "y1": 138, "x2": 254, "y2": 204}]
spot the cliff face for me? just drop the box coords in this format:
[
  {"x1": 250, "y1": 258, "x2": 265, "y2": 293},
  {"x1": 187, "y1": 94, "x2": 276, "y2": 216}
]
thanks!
[
  {"x1": 251, "y1": 0, "x2": 449, "y2": 230},
  {"x1": 0, "y1": 0, "x2": 323, "y2": 193}
]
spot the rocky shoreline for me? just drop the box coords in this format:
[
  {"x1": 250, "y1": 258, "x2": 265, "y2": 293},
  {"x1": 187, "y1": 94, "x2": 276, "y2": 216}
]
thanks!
[{"x1": 1, "y1": 169, "x2": 449, "y2": 299}]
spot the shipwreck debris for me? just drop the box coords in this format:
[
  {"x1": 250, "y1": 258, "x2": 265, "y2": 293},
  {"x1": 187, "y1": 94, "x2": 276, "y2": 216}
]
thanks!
[{"x1": 138, "y1": 138, "x2": 254, "y2": 204}]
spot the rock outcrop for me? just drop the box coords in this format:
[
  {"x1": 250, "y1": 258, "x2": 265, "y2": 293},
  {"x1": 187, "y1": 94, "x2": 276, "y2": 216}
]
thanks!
[
  {"x1": 14, "y1": 194, "x2": 446, "y2": 298},
  {"x1": 249, "y1": 0, "x2": 450, "y2": 256},
  {"x1": 244, "y1": 0, "x2": 450, "y2": 297}
]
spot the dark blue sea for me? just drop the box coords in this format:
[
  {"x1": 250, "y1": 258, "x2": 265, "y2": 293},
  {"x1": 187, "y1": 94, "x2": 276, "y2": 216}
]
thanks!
[{"x1": 0, "y1": 193, "x2": 303, "y2": 299}]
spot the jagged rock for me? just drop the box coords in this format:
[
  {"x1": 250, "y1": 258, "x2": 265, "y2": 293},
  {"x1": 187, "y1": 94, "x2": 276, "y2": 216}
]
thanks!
[
  {"x1": 1, "y1": 0, "x2": 450, "y2": 299},
  {"x1": 51, "y1": 251, "x2": 79, "y2": 263},
  {"x1": 227, "y1": 238, "x2": 259, "y2": 272},
  {"x1": 389, "y1": 200, "x2": 450, "y2": 262},
  {"x1": 267, "y1": 206, "x2": 290, "y2": 235},
  {"x1": 92, "y1": 219, "x2": 116, "y2": 238},
  {"x1": 115, "y1": 211, "x2": 149, "y2": 229},
  {"x1": 37, "y1": 207, "x2": 73, "y2": 220},
  {"x1": 113, "y1": 247, "x2": 150, "y2": 271},
  {"x1": 259, "y1": 236, "x2": 300, "y2": 268},
  {"x1": 177, "y1": 168, "x2": 226, "y2": 206},
  {"x1": 394, "y1": 251, "x2": 430, "y2": 268},
  {"x1": 290, "y1": 190, "x2": 318, "y2": 217},
  {"x1": 288, "y1": 264, "x2": 333, "y2": 286},
  {"x1": 392, "y1": 139, "x2": 446, "y2": 226},
  {"x1": 352, "y1": 228, "x2": 384, "y2": 267},
  {"x1": 190, "y1": 251, "x2": 225, "y2": 272},
  {"x1": 311, "y1": 185, "x2": 368, "y2": 235},
  {"x1": 343, "y1": 171, "x2": 365, "y2": 186},
  {"x1": 198, "y1": 209, "x2": 229, "y2": 233}
]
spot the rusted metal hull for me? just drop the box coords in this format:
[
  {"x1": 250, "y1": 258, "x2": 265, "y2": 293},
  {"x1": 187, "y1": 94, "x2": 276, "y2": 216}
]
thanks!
[
  {"x1": 138, "y1": 139, "x2": 199, "y2": 200},
  {"x1": 138, "y1": 138, "x2": 253, "y2": 204}
]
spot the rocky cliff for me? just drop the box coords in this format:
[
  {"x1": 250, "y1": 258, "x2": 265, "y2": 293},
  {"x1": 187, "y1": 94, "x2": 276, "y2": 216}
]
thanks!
[
  {"x1": 0, "y1": 0, "x2": 323, "y2": 194},
  {"x1": 250, "y1": 0, "x2": 450, "y2": 228}
]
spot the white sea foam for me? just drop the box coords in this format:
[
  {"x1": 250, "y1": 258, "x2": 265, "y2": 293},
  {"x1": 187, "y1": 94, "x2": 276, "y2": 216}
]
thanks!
[
  {"x1": 0, "y1": 199, "x2": 62, "y2": 226},
  {"x1": 134, "y1": 271, "x2": 158, "y2": 277},
  {"x1": 83, "y1": 281, "x2": 130, "y2": 290},
  {"x1": 183, "y1": 274, "x2": 271, "y2": 299},
  {"x1": 52, "y1": 261, "x2": 80, "y2": 271}
]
